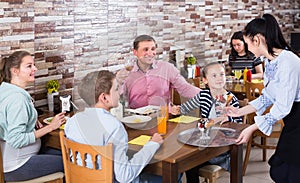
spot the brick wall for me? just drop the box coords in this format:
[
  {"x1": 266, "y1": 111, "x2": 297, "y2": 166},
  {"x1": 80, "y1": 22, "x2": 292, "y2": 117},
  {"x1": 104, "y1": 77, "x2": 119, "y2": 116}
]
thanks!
[{"x1": 0, "y1": 0, "x2": 299, "y2": 109}]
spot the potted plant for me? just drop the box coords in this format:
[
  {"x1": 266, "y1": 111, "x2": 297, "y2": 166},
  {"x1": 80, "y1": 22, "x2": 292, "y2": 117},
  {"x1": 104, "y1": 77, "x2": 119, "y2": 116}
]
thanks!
[
  {"x1": 46, "y1": 80, "x2": 60, "y2": 111},
  {"x1": 185, "y1": 54, "x2": 197, "y2": 78},
  {"x1": 186, "y1": 54, "x2": 196, "y2": 65}
]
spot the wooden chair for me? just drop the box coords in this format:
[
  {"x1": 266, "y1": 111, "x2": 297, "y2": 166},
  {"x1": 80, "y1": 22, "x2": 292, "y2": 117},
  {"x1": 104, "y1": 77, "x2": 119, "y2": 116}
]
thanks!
[
  {"x1": 239, "y1": 98, "x2": 249, "y2": 124},
  {"x1": 199, "y1": 165, "x2": 223, "y2": 183},
  {"x1": 243, "y1": 81, "x2": 284, "y2": 175},
  {"x1": 0, "y1": 141, "x2": 64, "y2": 183},
  {"x1": 59, "y1": 131, "x2": 113, "y2": 183}
]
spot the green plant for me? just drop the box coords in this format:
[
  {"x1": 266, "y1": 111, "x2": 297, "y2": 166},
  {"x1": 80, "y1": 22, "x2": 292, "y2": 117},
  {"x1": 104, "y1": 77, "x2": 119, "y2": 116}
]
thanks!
[
  {"x1": 46, "y1": 80, "x2": 60, "y2": 94},
  {"x1": 186, "y1": 55, "x2": 196, "y2": 65}
]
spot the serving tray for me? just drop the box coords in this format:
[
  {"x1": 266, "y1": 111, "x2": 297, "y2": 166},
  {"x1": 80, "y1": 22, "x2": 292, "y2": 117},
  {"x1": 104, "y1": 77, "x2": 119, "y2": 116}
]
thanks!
[{"x1": 177, "y1": 127, "x2": 239, "y2": 147}]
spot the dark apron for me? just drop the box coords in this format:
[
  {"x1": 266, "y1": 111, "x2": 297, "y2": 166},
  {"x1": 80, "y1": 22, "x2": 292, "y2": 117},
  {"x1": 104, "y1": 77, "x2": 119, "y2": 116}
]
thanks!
[{"x1": 272, "y1": 102, "x2": 300, "y2": 165}]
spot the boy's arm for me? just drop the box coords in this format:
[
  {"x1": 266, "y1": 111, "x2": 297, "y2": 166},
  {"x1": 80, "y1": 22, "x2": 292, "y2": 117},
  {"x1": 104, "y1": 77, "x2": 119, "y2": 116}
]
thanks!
[{"x1": 113, "y1": 126, "x2": 161, "y2": 183}]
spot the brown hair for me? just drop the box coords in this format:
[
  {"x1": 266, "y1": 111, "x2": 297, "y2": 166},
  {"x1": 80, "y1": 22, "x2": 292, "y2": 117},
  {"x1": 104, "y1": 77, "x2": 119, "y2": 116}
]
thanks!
[
  {"x1": 133, "y1": 35, "x2": 157, "y2": 50},
  {"x1": 78, "y1": 70, "x2": 115, "y2": 106},
  {"x1": 0, "y1": 51, "x2": 31, "y2": 84}
]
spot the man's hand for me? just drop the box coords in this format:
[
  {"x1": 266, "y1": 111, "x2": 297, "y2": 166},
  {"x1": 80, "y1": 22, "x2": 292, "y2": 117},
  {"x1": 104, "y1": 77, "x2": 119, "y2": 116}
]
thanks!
[{"x1": 116, "y1": 69, "x2": 130, "y2": 85}]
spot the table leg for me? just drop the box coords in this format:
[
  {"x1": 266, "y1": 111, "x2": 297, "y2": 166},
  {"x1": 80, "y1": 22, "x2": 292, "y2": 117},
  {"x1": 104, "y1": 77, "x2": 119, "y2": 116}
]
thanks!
[
  {"x1": 230, "y1": 144, "x2": 243, "y2": 183},
  {"x1": 162, "y1": 161, "x2": 178, "y2": 183}
]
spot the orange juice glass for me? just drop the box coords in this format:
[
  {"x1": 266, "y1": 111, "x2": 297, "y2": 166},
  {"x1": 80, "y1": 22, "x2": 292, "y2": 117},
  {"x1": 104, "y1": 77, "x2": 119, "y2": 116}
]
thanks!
[{"x1": 157, "y1": 105, "x2": 168, "y2": 135}]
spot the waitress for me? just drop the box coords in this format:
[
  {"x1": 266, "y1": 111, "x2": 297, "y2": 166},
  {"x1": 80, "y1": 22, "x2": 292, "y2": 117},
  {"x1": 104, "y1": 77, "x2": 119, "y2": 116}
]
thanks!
[{"x1": 226, "y1": 14, "x2": 300, "y2": 183}]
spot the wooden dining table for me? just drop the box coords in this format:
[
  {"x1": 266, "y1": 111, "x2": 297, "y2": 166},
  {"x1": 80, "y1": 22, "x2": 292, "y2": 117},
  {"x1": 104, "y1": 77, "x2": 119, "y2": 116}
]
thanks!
[{"x1": 40, "y1": 112, "x2": 248, "y2": 183}]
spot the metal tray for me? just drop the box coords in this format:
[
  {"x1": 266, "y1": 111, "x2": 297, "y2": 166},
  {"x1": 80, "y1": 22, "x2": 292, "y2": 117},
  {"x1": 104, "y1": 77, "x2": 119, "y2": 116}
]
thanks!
[{"x1": 177, "y1": 127, "x2": 239, "y2": 147}]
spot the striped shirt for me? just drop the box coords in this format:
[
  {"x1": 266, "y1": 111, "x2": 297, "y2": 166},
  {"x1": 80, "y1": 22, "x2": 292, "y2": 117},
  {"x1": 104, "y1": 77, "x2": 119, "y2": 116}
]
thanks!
[{"x1": 180, "y1": 88, "x2": 242, "y2": 123}]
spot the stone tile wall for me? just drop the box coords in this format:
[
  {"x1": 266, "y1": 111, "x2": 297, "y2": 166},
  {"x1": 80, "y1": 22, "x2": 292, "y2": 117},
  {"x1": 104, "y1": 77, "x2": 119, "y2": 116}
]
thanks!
[{"x1": 0, "y1": 0, "x2": 299, "y2": 109}]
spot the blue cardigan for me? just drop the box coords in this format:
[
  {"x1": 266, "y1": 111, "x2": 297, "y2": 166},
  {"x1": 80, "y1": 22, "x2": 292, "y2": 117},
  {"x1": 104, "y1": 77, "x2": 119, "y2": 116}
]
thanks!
[{"x1": 0, "y1": 82, "x2": 37, "y2": 148}]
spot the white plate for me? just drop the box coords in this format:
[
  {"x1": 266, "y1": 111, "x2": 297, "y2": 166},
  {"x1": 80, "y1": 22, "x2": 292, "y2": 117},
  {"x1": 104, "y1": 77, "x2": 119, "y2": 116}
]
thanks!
[
  {"x1": 43, "y1": 116, "x2": 70, "y2": 125},
  {"x1": 43, "y1": 116, "x2": 70, "y2": 130},
  {"x1": 121, "y1": 115, "x2": 151, "y2": 124},
  {"x1": 121, "y1": 115, "x2": 152, "y2": 129},
  {"x1": 125, "y1": 105, "x2": 160, "y2": 115}
]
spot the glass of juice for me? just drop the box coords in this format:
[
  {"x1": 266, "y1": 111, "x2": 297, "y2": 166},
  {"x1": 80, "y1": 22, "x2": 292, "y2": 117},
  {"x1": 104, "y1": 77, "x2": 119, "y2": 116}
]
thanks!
[{"x1": 157, "y1": 105, "x2": 168, "y2": 135}]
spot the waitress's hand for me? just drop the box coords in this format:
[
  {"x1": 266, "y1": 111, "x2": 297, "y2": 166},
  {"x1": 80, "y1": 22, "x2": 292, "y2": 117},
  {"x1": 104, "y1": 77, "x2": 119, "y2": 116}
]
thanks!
[
  {"x1": 235, "y1": 124, "x2": 258, "y2": 145},
  {"x1": 49, "y1": 112, "x2": 66, "y2": 130}
]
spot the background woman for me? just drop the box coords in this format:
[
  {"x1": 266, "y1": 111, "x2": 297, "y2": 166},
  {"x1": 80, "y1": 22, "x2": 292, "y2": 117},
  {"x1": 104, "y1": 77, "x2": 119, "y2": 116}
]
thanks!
[
  {"x1": 227, "y1": 14, "x2": 300, "y2": 183},
  {"x1": 228, "y1": 31, "x2": 264, "y2": 79},
  {"x1": 0, "y1": 51, "x2": 65, "y2": 181}
]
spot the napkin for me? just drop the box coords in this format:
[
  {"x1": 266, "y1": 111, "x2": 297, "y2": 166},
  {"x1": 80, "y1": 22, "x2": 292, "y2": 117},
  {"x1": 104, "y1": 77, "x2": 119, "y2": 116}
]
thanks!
[
  {"x1": 168, "y1": 115, "x2": 200, "y2": 123},
  {"x1": 252, "y1": 79, "x2": 263, "y2": 83},
  {"x1": 128, "y1": 135, "x2": 151, "y2": 146}
]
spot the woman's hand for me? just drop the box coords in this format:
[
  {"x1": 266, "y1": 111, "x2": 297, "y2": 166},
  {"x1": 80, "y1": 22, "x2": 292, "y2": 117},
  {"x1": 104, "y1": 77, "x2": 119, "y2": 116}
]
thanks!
[
  {"x1": 235, "y1": 124, "x2": 258, "y2": 145},
  {"x1": 34, "y1": 112, "x2": 66, "y2": 139},
  {"x1": 35, "y1": 120, "x2": 44, "y2": 129},
  {"x1": 49, "y1": 112, "x2": 66, "y2": 130}
]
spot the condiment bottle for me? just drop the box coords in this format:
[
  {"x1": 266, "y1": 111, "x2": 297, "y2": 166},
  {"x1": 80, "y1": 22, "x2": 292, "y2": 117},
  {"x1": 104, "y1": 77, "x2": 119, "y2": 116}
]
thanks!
[
  {"x1": 243, "y1": 67, "x2": 248, "y2": 82},
  {"x1": 247, "y1": 69, "x2": 252, "y2": 82}
]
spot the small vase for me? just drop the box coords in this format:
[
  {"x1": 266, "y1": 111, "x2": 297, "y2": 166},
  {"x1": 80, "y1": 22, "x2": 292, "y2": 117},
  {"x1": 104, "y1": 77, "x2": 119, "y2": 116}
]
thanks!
[{"x1": 48, "y1": 92, "x2": 59, "y2": 112}]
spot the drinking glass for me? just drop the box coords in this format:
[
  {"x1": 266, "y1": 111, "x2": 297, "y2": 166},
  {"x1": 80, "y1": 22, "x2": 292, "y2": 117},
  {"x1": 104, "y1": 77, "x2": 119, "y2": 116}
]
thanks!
[
  {"x1": 157, "y1": 105, "x2": 168, "y2": 135},
  {"x1": 234, "y1": 70, "x2": 242, "y2": 82},
  {"x1": 124, "y1": 56, "x2": 136, "y2": 71}
]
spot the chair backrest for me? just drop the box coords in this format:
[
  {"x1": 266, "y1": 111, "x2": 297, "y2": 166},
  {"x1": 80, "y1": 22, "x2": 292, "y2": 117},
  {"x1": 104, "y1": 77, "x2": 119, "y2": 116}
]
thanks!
[
  {"x1": 59, "y1": 131, "x2": 113, "y2": 183},
  {"x1": 245, "y1": 81, "x2": 264, "y2": 125},
  {"x1": 245, "y1": 81, "x2": 264, "y2": 101},
  {"x1": 238, "y1": 98, "x2": 249, "y2": 124}
]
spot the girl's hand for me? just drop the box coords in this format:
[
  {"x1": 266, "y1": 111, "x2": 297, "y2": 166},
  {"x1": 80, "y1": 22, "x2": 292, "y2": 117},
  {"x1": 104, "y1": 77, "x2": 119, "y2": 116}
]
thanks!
[
  {"x1": 235, "y1": 124, "x2": 258, "y2": 144},
  {"x1": 49, "y1": 112, "x2": 66, "y2": 130},
  {"x1": 225, "y1": 106, "x2": 240, "y2": 117},
  {"x1": 171, "y1": 105, "x2": 180, "y2": 115},
  {"x1": 211, "y1": 116, "x2": 228, "y2": 125}
]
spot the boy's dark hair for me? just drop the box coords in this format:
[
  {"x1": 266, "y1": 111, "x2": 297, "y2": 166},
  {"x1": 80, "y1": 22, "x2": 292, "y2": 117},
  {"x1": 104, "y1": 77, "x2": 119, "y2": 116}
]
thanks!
[
  {"x1": 133, "y1": 35, "x2": 157, "y2": 50},
  {"x1": 79, "y1": 70, "x2": 115, "y2": 106}
]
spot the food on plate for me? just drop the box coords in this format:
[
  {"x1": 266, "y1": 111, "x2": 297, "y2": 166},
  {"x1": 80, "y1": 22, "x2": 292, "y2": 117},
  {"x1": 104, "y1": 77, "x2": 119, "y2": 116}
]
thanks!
[
  {"x1": 43, "y1": 116, "x2": 69, "y2": 125},
  {"x1": 133, "y1": 118, "x2": 142, "y2": 123}
]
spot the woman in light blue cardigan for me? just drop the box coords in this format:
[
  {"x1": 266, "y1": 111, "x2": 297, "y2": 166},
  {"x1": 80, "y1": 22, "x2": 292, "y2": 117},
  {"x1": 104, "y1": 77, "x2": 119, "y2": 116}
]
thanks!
[{"x1": 0, "y1": 51, "x2": 65, "y2": 181}]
